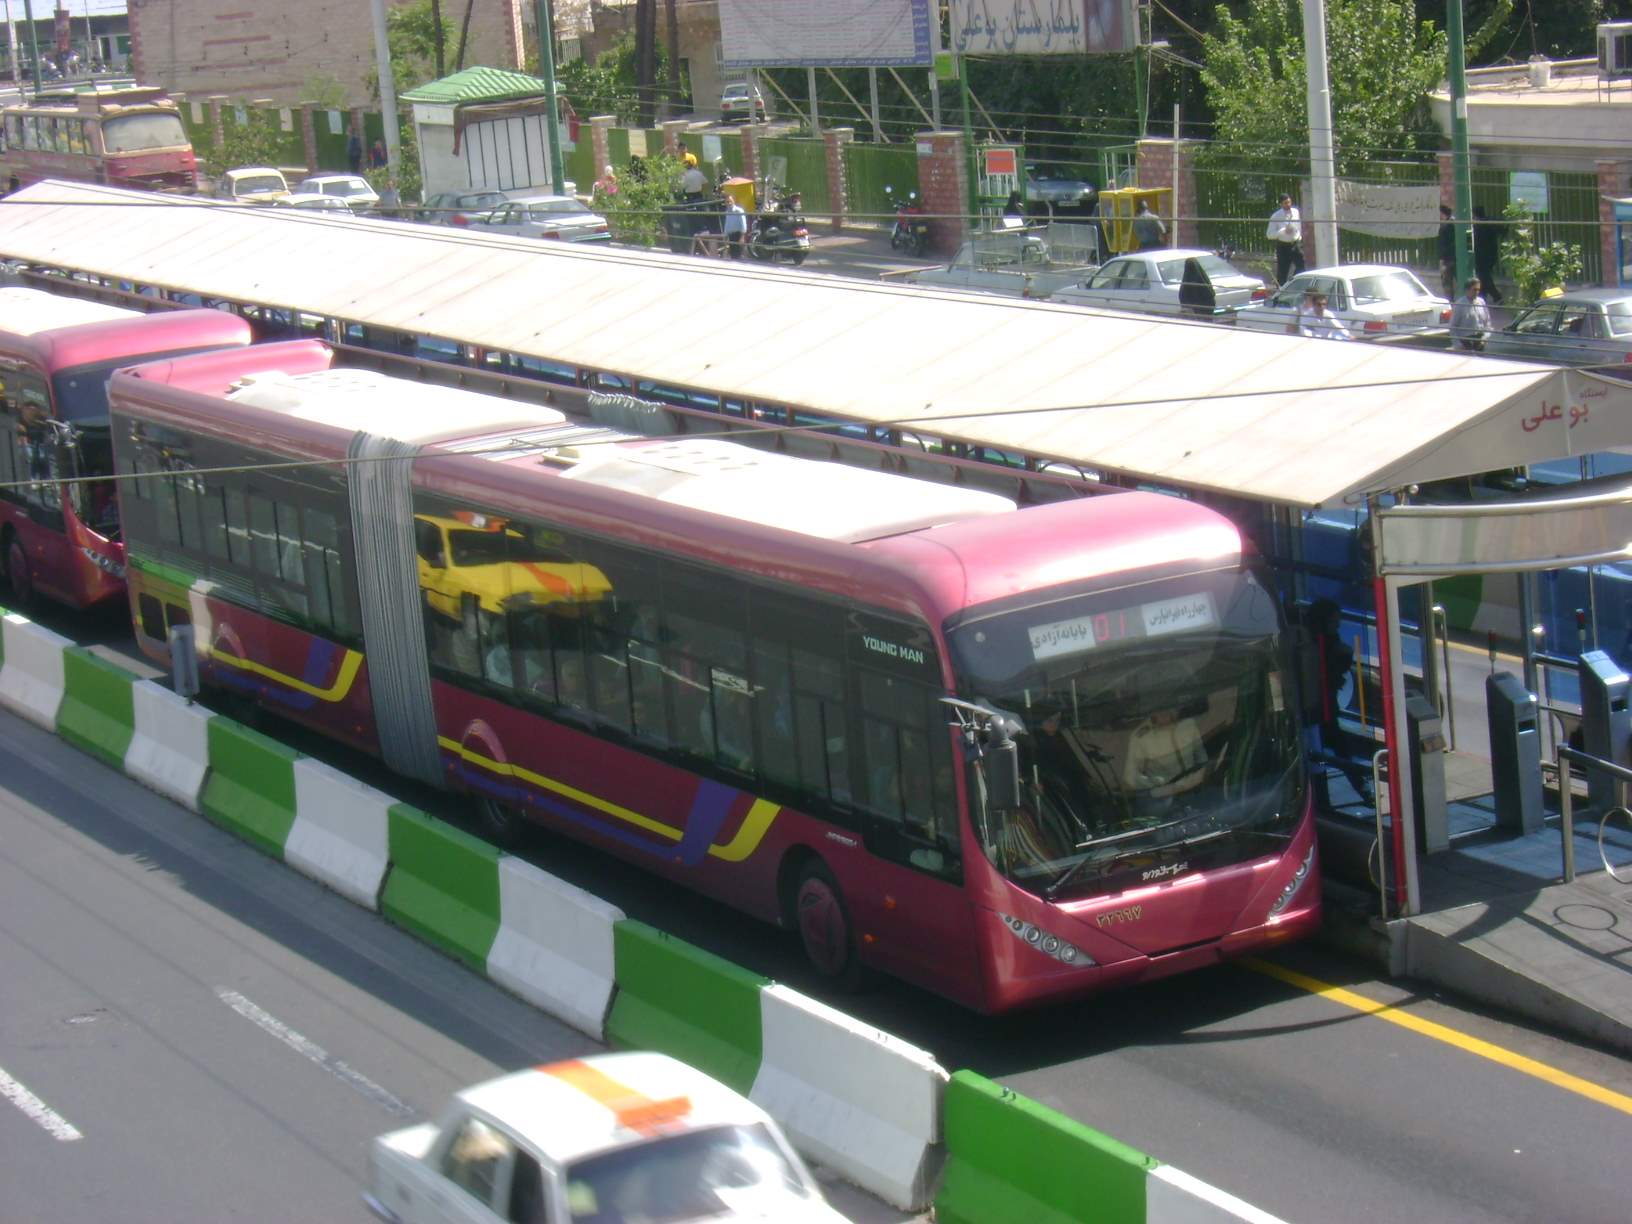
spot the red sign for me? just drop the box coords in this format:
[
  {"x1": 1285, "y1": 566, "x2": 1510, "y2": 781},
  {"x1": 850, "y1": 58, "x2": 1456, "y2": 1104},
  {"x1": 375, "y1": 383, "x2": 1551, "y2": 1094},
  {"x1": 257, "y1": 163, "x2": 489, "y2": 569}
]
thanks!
[{"x1": 984, "y1": 148, "x2": 1017, "y2": 177}]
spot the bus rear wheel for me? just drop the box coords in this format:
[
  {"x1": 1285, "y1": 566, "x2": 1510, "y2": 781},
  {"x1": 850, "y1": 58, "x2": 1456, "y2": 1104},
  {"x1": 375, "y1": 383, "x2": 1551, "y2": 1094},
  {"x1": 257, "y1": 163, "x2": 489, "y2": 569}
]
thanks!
[
  {"x1": 792, "y1": 860, "x2": 866, "y2": 991},
  {"x1": 3, "y1": 532, "x2": 33, "y2": 610}
]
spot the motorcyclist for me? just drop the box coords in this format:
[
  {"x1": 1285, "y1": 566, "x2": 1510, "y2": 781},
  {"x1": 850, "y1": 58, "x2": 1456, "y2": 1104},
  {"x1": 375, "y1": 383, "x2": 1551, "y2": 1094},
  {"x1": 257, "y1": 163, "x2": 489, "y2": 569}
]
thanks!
[{"x1": 680, "y1": 152, "x2": 706, "y2": 201}]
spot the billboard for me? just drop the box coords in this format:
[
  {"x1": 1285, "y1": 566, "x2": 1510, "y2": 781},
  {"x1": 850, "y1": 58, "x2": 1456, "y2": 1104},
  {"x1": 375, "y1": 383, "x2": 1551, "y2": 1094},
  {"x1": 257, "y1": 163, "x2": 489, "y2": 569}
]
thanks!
[
  {"x1": 951, "y1": 0, "x2": 1140, "y2": 56},
  {"x1": 720, "y1": 0, "x2": 935, "y2": 68}
]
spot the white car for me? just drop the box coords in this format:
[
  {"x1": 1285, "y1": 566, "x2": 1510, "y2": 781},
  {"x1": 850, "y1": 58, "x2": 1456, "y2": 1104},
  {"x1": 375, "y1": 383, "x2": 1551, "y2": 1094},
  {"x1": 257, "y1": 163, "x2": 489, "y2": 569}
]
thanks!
[
  {"x1": 216, "y1": 166, "x2": 289, "y2": 203},
  {"x1": 292, "y1": 172, "x2": 380, "y2": 211},
  {"x1": 1052, "y1": 248, "x2": 1266, "y2": 319},
  {"x1": 469, "y1": 194, "x2": 612, "y2": 243},
  {"x1": 1235, "y1": 263, "x2": 1450, "y2": 337},
  {"x1": 273, "y1": 193, "x2": 355, "y2": 214},
  {"x1": 719, "y1": 82, "x2": 767, "y2": 122},
  {"x1": 365, "y1": 1052, "x2": 847, "y2": 1224}
]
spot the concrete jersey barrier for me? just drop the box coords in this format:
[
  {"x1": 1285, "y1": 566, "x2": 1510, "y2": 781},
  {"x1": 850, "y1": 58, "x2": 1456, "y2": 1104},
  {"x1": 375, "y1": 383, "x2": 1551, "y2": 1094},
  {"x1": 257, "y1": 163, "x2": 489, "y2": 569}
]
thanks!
[
  {"x1": 0, "y1": 611, "x2": 71, "y2": 731},
  {"x1": 487, "y1": 855, "x2": 624, "y2": 1041},
  {"x1": 199, "y1": 716, "x2": 301, "y2": 857},
  {"x1": 751, "y1": 982, "x2": 947, "y2": 1211},
  {"x1": 124, "y1": 681, "x2": 213, "y2": 810},
  {"x1": 55, "y1": 647, "x2": 137, "y2": 769},
  {"x1": 380, "y1": 803, "x2": 501, "y2": 972},
  {"x1": 936, "y1": 1069, "x2": 1156, "y2": 1224},
  {"x1": 285, "y1": 757, "x2": 393, "y2": 910},
  {"x1": 605, "y1": 920, "x2": 766, "y2": 1098}
]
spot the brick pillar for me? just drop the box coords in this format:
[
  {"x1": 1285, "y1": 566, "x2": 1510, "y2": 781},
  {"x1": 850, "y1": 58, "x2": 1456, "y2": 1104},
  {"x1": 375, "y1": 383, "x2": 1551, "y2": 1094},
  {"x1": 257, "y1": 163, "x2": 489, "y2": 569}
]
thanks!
[
  {"x1": 207, "y1": 96, "x2": 227, "y2": 152},
  {"x1": 823, "y1": 126, "x2": 854, "y2": 233},
  {"x1": 740, "y1": 123, "x2": 761, "y2": 185},
  {"x1": 916, "y1": 130, "x2": 968, "y2": 255},
  {"x1": 661, "y1": 119, "x2": 687, "y2": 157},
  {"x1": 1596, "y1": 160, "x2": 1630, "y2": 288},
  {"x1": 1437, "y1": 152, "x2": 1455, "y2": 209},
  {"x1": 590, "y1": 115, "x2": 614, "y2": 176},
  {"x1": 299, "y1": 103, "x2": 318, "y2": 174},
  {"x1": 1134, "y1": 137, "x2": 1199, "y2": 247}
]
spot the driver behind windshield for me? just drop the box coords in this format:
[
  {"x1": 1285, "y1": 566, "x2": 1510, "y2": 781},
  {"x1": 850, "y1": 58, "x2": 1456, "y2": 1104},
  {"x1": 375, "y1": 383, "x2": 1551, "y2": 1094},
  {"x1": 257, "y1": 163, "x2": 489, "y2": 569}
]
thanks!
[{"x1": 1124, "y1": 705, "x2": 1205, "y2": 798}]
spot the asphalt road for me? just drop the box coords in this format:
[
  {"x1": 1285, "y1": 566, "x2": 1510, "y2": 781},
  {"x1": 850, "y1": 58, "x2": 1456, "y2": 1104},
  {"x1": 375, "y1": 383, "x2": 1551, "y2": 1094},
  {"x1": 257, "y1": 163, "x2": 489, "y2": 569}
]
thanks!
[{"x1": 17, "y1": 602, "x2": 1632, "y2": 1222}]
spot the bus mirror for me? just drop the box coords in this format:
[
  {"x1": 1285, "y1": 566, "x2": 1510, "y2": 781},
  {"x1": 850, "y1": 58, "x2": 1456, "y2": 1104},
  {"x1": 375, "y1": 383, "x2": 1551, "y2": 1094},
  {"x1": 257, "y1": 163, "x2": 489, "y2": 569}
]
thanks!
[{"x1": 985, "y1": 737, "x2": 1021, "y2": 812}]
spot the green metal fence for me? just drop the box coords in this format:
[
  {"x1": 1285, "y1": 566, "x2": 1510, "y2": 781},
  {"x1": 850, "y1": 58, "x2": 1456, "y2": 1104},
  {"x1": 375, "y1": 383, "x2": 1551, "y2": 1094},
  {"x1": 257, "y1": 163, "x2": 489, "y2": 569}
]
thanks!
[
  {"x1": 845, "y1": 141, "x2": 918, "y2": 229},
  {"x1": 1470, "y1": 166, "x2": 1601, "y2": 287},
  {"x1": 757, "y1": 135, "x2": 831, "y2": 216}
]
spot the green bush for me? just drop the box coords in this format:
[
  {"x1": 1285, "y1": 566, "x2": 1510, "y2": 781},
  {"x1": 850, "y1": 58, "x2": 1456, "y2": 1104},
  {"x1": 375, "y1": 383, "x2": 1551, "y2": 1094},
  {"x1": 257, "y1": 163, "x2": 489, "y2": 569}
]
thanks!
[{"x1": 598, "y1": 152, "x2": 687, "y2": 247}]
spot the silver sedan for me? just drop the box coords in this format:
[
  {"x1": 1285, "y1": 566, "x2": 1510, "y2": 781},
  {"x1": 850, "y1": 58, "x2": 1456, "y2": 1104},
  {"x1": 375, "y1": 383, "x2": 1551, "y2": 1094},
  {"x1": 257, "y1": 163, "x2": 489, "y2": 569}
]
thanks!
[{"x1": 1482, "y1": 288, "x2": 1632, "y2": 377}]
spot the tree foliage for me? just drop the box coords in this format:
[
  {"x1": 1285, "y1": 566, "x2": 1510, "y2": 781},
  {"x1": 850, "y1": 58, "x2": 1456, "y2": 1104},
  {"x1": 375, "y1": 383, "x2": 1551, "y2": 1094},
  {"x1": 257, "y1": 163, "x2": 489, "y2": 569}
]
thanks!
[
  {"x1": 1499, "y1": 200, "x2": 1584, "y2": 303},
  {"x1": 201, "y1": 109, "x2": 294, "y2": 179},
  {"x1": 1200, "y1": 0, "x2": 1448, "y2": 172},
  {"x1": 388, "y1": 0, "x2": 460, "y2": 95},
  {"x1": 597, "y1": 152, "x2": 687, "y2": 246}
]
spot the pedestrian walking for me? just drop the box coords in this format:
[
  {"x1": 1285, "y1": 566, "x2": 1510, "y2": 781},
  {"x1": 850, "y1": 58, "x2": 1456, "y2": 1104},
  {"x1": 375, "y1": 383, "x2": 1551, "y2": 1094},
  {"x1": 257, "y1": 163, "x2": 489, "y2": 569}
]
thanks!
[
  {"x1": 377, "y1": 177, "x2": 400, "y2": 219},
  {"x1": 723, "y1": 195, "x2": 748, "y2": 259},
  {"x1": 1472, "y1": 205, "x2": 1504, "y2": 304},
  {"x1": 1133, "y1": 199, "x2": 1166, "y2": 250},
  {"x1": 346, "y1": 131, "x2": 363, "y2": 175},
  {"x1": 594, "y1": 165, "x2": 619, "y2": 199},
  {"x1": 1435, "y1": 203, "x2": 1457, "y2": 299},
  {"x1": 1298, "y1": 292, "x2": 1350, "y2": 341},
  {"x1": 1449, "y1": 276, "x2": 1491, "y2": 351},
  {"x1": 1266, "y1": 193, "x2": 1305, "y2": 285},
  {"x1": 370, "y1": 138, "x2": 388, "y2": 170}
]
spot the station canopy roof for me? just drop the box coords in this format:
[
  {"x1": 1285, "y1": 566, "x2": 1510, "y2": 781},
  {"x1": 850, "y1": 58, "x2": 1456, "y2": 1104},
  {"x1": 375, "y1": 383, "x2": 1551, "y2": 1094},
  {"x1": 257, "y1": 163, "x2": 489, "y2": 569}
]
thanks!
[{"x1": 2, "y1": 180, "x2": 1627, "y2": 511}]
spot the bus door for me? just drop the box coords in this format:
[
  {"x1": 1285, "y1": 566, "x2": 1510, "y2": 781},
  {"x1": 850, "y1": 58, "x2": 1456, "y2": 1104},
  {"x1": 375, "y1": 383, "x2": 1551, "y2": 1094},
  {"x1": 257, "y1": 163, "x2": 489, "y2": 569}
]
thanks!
[{"x1": 0, "y1": 367, "x2": 72, "y2": 599}]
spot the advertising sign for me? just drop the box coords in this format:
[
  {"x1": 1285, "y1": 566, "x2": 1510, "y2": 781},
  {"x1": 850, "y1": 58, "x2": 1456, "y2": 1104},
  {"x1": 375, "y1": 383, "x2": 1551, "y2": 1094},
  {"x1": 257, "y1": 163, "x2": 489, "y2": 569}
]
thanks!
[
  {"x1": 720, "y1": 0, "x2": 934, "y2": 68},
  {"x1": 1509, "y1": 170, "x2": 1549, "y2": 215},
  {"x1": 951, "y1": 0, "x2": 1140, "y2": 56}
]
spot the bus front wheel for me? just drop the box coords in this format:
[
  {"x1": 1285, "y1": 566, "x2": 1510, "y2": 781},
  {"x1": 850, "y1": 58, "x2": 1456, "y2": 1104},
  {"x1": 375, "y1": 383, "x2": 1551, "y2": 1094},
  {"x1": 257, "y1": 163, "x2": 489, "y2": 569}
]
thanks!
[
  {"x1": 475, "y1": 794, "x2": 528, "y2": 849},
  {"x1": 3, "y1": 532, "x2": 32, "y2": 609},
  {"x1": 792, "y1": 860, "x2": 866, "y2": 991}
]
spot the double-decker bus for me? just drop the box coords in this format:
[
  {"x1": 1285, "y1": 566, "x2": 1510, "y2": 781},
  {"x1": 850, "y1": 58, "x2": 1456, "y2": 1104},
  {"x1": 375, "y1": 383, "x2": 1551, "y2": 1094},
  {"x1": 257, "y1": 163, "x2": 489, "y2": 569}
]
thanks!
[
  {"x1": 0, "y1": 287, "x2": 252, "y2": 608},
  {"x1": 109, "y1": 340, "x2": 1319, "y2": 1012},
  {"x1": 0, "y1": 87, "x2": 199, "y2": 192}
]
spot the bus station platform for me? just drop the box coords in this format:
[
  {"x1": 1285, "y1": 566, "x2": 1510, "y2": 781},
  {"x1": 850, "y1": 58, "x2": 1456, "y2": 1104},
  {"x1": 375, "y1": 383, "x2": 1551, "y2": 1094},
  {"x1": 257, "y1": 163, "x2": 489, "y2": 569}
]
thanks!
[{"x1": 1324, "y1": 784, "x2": 1632, "y2": 1056}]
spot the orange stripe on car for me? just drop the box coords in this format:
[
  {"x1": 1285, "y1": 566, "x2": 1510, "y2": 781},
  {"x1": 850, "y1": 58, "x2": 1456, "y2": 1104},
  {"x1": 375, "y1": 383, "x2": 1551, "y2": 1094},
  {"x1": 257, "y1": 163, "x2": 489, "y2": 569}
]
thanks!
[{"x1": 538, "y1": 1059, "x2": 692, "y2": 1134}]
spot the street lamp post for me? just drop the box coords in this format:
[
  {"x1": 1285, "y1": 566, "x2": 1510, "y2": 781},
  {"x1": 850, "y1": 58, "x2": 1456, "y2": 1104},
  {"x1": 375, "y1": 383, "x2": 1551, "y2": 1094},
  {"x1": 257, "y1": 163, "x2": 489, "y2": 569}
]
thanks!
[{"x1": 1447, "y1": 0, "x2": 1475, "y2": 288}]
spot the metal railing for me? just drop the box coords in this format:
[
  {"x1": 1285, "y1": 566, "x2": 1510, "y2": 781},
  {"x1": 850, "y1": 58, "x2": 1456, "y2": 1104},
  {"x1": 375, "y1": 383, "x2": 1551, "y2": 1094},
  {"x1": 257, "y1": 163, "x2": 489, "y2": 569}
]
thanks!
[
  {"x1": 1553, "y1": 745, "x2": 1632, "y2": 884},
  {"x1": 1369, "y1": 747, "x2": 1391, "y2": 917}
]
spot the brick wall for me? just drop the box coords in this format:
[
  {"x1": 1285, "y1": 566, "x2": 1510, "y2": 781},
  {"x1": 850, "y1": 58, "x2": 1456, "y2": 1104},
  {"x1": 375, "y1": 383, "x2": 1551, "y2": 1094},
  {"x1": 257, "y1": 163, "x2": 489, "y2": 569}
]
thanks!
[
  {"x1": 129, "y1": 0, "x2": 526, "y2": 107},
  {"x1": 1134, "y1": 137, "x2": 1200, "y2": 248},
  {"x1": 916, "y1": 131, "x2": 967, "y2": 255}
]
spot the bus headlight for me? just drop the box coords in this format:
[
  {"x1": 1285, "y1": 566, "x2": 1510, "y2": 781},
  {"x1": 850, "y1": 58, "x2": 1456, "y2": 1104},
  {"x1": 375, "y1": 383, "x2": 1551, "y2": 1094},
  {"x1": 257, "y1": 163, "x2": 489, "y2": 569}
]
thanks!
[
  {"x1": 80, "y1": 546, "x2": 126, "y2": 578},
  {"x1": 1268, "y1": 845, "x2": 1316, "y2": 917},
  {"x1": 998, "y1": 913, "x2": 1093, "y2": 966}
]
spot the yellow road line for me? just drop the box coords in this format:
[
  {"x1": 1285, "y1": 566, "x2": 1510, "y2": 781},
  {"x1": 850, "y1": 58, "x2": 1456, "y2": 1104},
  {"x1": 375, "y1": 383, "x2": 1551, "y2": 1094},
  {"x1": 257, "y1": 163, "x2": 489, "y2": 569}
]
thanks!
[{"x1": 1244, "y1": 958, "x2": 1632, "y2": 1118}]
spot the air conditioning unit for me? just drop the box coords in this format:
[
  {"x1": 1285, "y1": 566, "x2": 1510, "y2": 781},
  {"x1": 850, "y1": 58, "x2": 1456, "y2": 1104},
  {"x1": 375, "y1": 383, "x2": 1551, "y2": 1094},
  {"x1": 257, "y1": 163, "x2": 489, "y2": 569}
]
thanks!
[{"x1": 1600, "y1": 22, "x2": 1632, "y2": 80}]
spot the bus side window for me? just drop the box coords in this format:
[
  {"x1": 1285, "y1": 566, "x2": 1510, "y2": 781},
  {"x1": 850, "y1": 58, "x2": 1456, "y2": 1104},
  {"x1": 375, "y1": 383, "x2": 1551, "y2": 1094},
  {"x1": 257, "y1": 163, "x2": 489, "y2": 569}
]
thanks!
[
  {"x1": 856, "y1": 668, "x2": 960, "y2": 877},
  {"x1": 663, "y1": 563, "x2": 751, "y2": 772},
  {"x1": 749, "y1": 590, "x2": 851, "y2": 814}
]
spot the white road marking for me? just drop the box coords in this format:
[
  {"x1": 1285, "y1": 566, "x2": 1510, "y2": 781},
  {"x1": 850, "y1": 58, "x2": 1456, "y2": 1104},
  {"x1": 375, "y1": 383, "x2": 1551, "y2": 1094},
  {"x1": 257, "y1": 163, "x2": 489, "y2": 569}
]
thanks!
[
  {"x1": 0, "y1": 1063, "x2": 83, "y2": 1141},
  {"x1": 217, "y1": 988, "x2": 414, "y2": 1119}
]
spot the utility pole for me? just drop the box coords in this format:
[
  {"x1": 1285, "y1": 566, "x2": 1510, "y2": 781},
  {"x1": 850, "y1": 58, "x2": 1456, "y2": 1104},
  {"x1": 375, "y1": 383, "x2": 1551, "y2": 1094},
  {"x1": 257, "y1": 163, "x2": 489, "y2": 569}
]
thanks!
[
  {"x1": 534, "y1": 0, "x2": 566, "y2": 195},
  {"x1": 21, "y1": 0, "x2": 41, "y2": 95},
  {"x1": 4, "y1": 1, "x2": 22, "y2": 92},
  {"x1": 1302, "y1": 0, "x2": 1339, "y2": 267},
  {"x1": 367, "y1": 0, "x2": 402, "y2": 179},
  {"x1": 1447, "y1": 0, "x2": 1474, "y2": 287}
]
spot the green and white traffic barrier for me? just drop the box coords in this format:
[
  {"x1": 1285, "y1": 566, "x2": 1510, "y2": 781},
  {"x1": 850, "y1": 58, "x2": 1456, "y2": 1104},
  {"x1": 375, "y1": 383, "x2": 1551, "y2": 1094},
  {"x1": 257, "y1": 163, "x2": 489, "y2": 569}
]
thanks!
[{"x1": 0, "y1": 610, "x2": 71, "y2": 731}]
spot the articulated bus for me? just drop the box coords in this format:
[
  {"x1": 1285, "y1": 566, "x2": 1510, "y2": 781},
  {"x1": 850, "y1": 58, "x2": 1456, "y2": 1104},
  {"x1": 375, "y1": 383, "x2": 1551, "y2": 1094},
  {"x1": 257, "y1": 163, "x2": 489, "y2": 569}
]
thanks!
[
  {"x1": 0, "y1": 88, "x2": 199, "y2": 192},
  {"x1": 0, "y1": 287, "x2": 252, "y2": 608},
  {"x1": 108, "y1": 341, "x2": 1319, "y2": 1012}
]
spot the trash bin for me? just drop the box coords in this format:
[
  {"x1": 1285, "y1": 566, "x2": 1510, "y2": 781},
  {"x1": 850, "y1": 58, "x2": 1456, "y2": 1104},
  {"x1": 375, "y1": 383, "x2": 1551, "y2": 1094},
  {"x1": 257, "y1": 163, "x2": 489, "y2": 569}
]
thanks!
[
  {"x1": 1487, "y1": 672, "x2": 1543, "y2": 835},
  {"x1": 1406, "y1": 693, "x2": 1448, "y2": 854},
  {"x1": 1579, "y1": 649, "x2": 1631, "y2": 813}
]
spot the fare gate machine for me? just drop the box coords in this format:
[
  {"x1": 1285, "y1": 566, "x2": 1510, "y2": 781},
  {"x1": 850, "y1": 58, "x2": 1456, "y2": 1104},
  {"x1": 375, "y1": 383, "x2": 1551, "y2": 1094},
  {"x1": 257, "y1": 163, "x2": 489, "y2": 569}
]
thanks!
[
  {"x1": 1407, "y1": 693, "x2": 1449, "y2": 853},
  {"x1": 1487, "y1": 672, "x2": 1544, "y2": 834},
  {"x1": 1579, "y1": 649, "x2": 1632, "y2": 813}
]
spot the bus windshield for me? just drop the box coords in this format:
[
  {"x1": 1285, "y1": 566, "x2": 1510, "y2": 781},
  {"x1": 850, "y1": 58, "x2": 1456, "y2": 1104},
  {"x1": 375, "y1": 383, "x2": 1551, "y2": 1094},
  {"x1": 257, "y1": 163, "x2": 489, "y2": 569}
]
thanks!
[
  {"x1": 947, "y1": 567, "x2": 1303, "y2": 899},
  {"x1": 101, "y1": 112, "x2": 188, "y2": 153},
  {"x1": 53, "y1": 363, "x2": 121, "y2": 421}
]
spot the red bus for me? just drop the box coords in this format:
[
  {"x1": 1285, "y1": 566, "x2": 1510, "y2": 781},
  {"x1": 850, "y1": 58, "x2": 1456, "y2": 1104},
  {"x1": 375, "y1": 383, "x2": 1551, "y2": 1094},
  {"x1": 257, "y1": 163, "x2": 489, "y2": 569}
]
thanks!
[
  {"x1": 0, "y1": 288, "x2": 252, "y2": 609},
  {"x1": 109, "y1": 341, "x2": 1320, "y2": 1012},
  {"x1": 0, "y1": 87, "x2": 199, "y2": 192}
]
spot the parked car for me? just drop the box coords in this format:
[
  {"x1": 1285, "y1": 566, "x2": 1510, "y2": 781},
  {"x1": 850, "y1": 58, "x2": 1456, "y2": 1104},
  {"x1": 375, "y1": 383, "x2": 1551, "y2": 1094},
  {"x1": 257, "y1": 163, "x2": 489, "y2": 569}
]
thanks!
[
  {"x1": 900, "y1": 225, "x2": 1099, "y2": 300},
  {"x1": 719, "y1": 81, "x2": 768, "y2": 122},
  {"x1": 1052, "y1": 247, "x2": 1267, "y2": 319},
  {"x1": 216, "y1": 166, "x2": 290, "y2": 204},
  {"x1": 420, "y1": 189, "x2": 511, "y2": 227},
  {"x1": 1482, "y1": 288, "x2": 1632, "y2": 377},
  {"x1": 1235, "y1": 263, "x2": 1450, "y2": 337},
  {"x1": 1024, "y1": 163, "x2": 1096, "y2": 212},
  {"x1": 365, "y1": 1052, "x2": 847, "y2": 1224},
  {"x1": 273, "y1": 193, "x2": 355, "y2": 214},
  {"x1": 292, "y1": 173, "x2": 380, "y2": 211},
  {"x1": 469, "y1": 194, "x2": 612, "y2": 243}
]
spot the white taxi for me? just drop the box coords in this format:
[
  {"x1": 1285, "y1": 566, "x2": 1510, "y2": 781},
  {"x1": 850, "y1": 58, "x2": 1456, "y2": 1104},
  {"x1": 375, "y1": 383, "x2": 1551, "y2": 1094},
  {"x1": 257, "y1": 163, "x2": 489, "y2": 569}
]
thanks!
[{"x1": 365, "y1": 1052, "x2": 847, "y2": 1223}]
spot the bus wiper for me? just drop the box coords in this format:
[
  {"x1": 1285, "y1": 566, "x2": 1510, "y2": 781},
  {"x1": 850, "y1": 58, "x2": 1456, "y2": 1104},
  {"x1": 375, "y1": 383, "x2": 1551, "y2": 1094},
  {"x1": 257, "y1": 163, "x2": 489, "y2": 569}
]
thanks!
[{"x1": 1043, "y1": 815, "x2": 1197, "y2": 900}]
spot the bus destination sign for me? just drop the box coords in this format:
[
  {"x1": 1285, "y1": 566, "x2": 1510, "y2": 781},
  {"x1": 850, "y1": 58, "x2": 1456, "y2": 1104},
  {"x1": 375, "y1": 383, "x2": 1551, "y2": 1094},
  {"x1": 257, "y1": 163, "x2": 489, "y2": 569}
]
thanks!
[{"x1": 1029, "y1": 593, "x2": 1216, "y2": 661}]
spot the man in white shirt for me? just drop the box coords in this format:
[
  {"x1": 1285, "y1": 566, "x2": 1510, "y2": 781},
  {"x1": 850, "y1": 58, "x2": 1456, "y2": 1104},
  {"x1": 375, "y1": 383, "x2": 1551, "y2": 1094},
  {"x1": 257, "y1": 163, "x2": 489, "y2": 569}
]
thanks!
[
  {"x1": 1449, "y1": 276, "x2": 1492, "y2": 351},
  {"x1": 1266, "y1": 192, "x2": 1305, "y2": 286},
  {"x1": 1298, "y1": 292, "x2": 1351, "y2": 341}
]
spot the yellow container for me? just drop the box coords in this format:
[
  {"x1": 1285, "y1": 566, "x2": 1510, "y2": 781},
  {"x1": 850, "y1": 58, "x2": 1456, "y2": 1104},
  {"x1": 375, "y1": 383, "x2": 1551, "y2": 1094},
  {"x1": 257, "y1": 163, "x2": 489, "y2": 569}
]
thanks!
[
  {"x1": 720, "y1": 177, "x2": 756, "y2": 214},
  {"x1": 1098, "y1": 186, "x2": 1173, "y2": 255}
]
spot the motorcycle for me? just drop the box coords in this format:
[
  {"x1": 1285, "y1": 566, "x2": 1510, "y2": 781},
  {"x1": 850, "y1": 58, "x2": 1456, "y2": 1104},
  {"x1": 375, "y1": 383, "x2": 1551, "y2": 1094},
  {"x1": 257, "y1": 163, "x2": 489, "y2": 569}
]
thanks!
[
  {"x1": 884, "y1": 185, "x2": 930, "y2": 256},
  {"x1": 748, "y1": 189, "x2": 810, "y2": 266}
]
